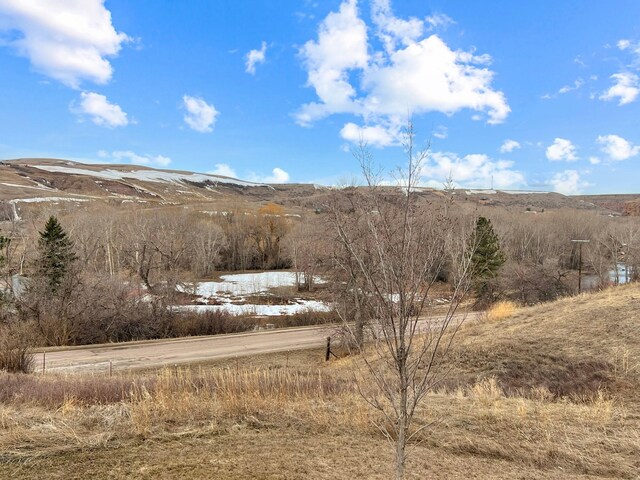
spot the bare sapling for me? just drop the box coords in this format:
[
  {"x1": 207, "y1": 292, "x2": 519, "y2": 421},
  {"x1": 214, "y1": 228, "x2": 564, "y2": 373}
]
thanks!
[{"x1": 329, "y1": 123, "x2": 474, "y2": 480}]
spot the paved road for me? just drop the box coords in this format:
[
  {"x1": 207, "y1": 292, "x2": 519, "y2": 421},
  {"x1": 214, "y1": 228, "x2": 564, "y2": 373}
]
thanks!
[{"x1": 38, "y1": 313, "x2": 477, "y2": 374}]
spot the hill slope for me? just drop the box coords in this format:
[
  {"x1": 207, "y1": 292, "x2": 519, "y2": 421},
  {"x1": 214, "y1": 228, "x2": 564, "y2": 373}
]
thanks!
[
  {"x1": 0, "y1": 158, "x2": 619, "y2": 220},
  {"x1": 454, "y1": 284, "x2": 640, "y2": 400}
]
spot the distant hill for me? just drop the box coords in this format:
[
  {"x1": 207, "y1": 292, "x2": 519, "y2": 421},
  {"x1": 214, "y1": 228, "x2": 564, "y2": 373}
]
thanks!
[
  {"x1": 576, "y1": 194, "x2": 640, "y2": 216},
  {"x1": 0, "y1": 158, "x2": 621, "y2": 220}
]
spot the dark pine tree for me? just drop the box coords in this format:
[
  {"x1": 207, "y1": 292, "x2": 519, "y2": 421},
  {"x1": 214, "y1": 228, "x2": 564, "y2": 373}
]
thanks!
[
  {"x1": 470, "y1": 216, "x2": 505, "y2": 305},
  {"x1": 37, "y1": 216, "x2": 76, "y2": 291}
]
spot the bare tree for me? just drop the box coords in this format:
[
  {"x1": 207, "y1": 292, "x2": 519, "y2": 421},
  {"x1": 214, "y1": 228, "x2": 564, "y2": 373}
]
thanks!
[{"x1": 329, "y1": 124, "x2": 474, "y2": 479}]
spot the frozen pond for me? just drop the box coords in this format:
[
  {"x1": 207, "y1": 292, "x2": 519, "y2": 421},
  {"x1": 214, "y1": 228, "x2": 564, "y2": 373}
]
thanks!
[
  {"x1": 181, "y1": 271, "x2": 323, "y2": 297},
  {"x1": 176, "y1": 271, "x2": 330, "y2": 316}
]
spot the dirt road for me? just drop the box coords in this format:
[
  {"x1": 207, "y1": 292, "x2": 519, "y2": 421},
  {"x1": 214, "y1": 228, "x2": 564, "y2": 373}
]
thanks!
[{"x1": 38, "y1": 313, "x2": 477, "y2": 374}]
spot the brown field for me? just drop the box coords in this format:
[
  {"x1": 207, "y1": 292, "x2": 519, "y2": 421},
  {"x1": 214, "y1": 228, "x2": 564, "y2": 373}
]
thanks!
[{"x1": 1, "y1": 284, "x2": 639, "y2": 479}]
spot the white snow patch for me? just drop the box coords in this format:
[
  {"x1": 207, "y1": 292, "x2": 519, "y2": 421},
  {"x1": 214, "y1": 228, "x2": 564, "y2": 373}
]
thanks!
[
  {"x1": 9, "y1": 197, "x2": 90, "y2": 203},
  {"x1": 30, "y1": 165, "x2": 271, "y2": 188},
  {"x1": 0, "y1": 182, "x2": 55, "y2": 191},
  {"x1": 175, "y1": 300, "x2": 331, "y2": 316},
  {"x1": 184, "y1": 271, "x2": 325, "y2": 298},
  {"x1": 500, "y1": 190, "x2": 550, "y2": 195},
  {"x1": 466, "y1": 190, "x2": 496, "y2": 195},
  {"x1": 176, "y1": 271, "x2": 330, "y2": 316}
]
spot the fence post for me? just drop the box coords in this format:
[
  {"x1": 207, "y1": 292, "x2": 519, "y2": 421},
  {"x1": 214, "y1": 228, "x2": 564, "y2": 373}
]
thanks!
[
  {"x1": 42, "y1": 351, "x2": 46, "y2": 374},
  {"x1": 325, "y1": 336, "x2": 331, "y2": 362},
  {"x1": 109, "y1": 360, "x2": 112, "y2": 377}
]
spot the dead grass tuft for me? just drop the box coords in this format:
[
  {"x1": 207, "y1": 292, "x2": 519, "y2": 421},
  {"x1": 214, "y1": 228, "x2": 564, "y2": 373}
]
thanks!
[{"x1": 486, "y1": 300, "x2": 517, "y2": 322}]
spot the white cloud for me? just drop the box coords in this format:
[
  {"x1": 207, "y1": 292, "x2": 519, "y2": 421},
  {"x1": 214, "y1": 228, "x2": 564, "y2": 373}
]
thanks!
[
  {"x1": 421, "y1": 151, "x2": 525, "y2": 189},
  {"x1": 251, "y1": 167, "x2": 290, "y2": 183},
  {"x1": 597, "y1": 134, "x2": 640, "y2": 161},
  {"x1": 616, "y1": 38, "x2": 640, "y2": 64},
  {"x1": 101, "y1": 150, "x2": 171, "y2": 167},
  {"x1": 618, "y1": 39, "x2": 631, "y2": 51},
  {"x1": 208, "y1": 163, "x2": 237, "y2": 178},
  {"x1": 0, "y1": 0, "x2": 129, "y2": 88},
  {"x1": 542, "y1": 78, "x2": 584, "y2": 99},
  {"x1": 296, "y1": 0, "x2": 509, "y2": 140},
  {"x1": 589, "y1": 156, "x2": 601, "y2": 165},
  {"x1": 546, "y1": 138, "x2": 577, "y2": 162},
  {"x1": 296, "y1": 0, "x2": 368, "y2": 126},
  {"x1": 558, "y1": 78, "x2": 584, "y2": 94},
  {"x1": 550, "y1": 170, "x2": 588, "y2": 195},
  {"x1": 245, "y1": 41, "x2": 267, "y2": 75},
  {"x1": 600, "y1": 72, "x2": 639, "y2": 105},
  {"x1": 73, "y1": 92, "x2": 128, "y2": 128},
  {"x1": 424, "y1": 13, "x2": 455, "y2": 31},
  {"x1": 371, "y1": 0, "x2": 424, "y2": 54},
  {"x1": 182, "y1": 95, "x2": 219, "y2": 133},
  {"x1": 340, "y1": 122, "x2": 400, "y2": 147},
  {"x1": 499, "y1": 139, "x2": 520, "y2": 153},
  {"x1": 432, "y1": 125, "x2": 448, "y2": 139}
]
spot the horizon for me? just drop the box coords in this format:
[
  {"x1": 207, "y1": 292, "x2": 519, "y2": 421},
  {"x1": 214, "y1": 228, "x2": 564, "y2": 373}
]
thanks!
[{"x1": 1, "y1": 1, "x2": 640, "y2": 194}]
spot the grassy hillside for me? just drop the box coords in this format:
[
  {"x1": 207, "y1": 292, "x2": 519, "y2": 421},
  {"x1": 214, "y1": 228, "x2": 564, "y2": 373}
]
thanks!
[
  {"x1": 1, "y1": 285, "x2": 639, "y2": 479},
  {"x1": 452, "y1": 285, "x2": 640, "y2": 400}
]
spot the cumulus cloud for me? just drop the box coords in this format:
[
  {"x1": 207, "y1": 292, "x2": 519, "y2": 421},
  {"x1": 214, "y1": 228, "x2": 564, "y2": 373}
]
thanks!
[
  {"x1": 73, "y1": 92, "x2": 128, "y2": 128},
  {"x1": 549, "y1": 170, "x2": 588, "y2": 195},
  {"x1": 296, "y1": 0, "x2": 509, "y2": 143},
  {"x1": 208, "y1": 163, "x2": 237, "y2": 178},
  {"x1": 251, "y1": 167, "x2": 290, "y2": 184},
  {"x1": 421, "y1": 151, "x2": 525, "y2": 189},
  {"x1": 371, "y1": 0, "x2": 424, "y2": 54},
  {"x1": 600, "y1": 72, "x2": 639, "y2": 105},
  {"x1": 340, "y1": 122, "x2": 400, "y2": 147},
  {"x1": 499, "y1": 139, "x2": 520, "y2": 153},
  {"x1": 0, "y1": 0, "x2": 129, "y2": 88},
  {"x1": 597, "y1": 134, "x2": 640, "y2": 161},
  {"x1": 100, "y1": 150, "x2": 171, "y2": 167},
  {"x1": 245, "y1": 41, "x2": 267, "y2": 75},
  {"x1": 546, "y1": 138, "x2": 578, "y2": 162},
  {"x1": 182, "y1": 95, "x2": 219, "y2": 133}
]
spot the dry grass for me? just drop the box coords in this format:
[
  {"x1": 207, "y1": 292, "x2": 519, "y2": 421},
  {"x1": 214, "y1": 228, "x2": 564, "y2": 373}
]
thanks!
[
  {"x1": 2, "y1": 284, "x2": 640, "y2": 478},
  {"x1": 486, "y1": 300, "x2": 518, "y2": 322}
]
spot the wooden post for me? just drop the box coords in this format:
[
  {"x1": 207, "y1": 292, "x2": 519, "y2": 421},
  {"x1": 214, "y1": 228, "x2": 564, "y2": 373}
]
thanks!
[
  {"x1": 42, "y1": 351, "x2": 46, "y2": 374},
  {"x1": 325, "y1": 336, "x2": 331, "y2": 362},
  {"x1": 109, "y1": 360, "x2": 113, "y2": 377},
  {"x1": 578, "y1": 242, "x2": 583, "y2": 294}
]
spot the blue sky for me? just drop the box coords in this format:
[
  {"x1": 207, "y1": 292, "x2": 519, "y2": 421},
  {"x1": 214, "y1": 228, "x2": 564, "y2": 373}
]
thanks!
[{"x1": 1, "y1": 0, "x2": 640, "y2": 193}]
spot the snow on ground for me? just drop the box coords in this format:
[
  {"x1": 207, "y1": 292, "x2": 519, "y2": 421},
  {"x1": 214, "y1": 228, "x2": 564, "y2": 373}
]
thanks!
[
  {"x1": 0, "y1": 182, "x2": 55, "y2": 191},
  {"x1": 30, "y1": 165, "x2": 269, "y2": 188},
  {"x1": 9, "y1": 197, "x2": 90, "y2": 203},
  {"x1": 175, "y1": 300, "x2": 331, "y2": 316},
  {"x1": 185, "y1": 271, "x2": 323, "y2": 297},
  {"x1": 177, "y1": 271, "x2": 330, "y2": 316},
  {"x1": 465, "y1": 190, "x2": 496, "y2": 195}
]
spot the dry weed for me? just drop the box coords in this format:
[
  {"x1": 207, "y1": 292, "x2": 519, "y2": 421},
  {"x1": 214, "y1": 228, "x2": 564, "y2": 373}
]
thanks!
[{"x1": 486, "y1": 300, "x2": 517, "y2": 322}]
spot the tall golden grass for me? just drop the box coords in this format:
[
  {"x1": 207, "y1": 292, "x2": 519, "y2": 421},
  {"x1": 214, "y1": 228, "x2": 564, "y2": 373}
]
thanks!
[{"x1": 486, "y1": 300, "x2": 517, "y2": 322}]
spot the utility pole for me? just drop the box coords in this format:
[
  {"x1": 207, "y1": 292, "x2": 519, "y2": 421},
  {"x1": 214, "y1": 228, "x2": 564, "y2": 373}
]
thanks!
[{"x1": 571, "y1": 239, "x2": 590, "y2": 294}]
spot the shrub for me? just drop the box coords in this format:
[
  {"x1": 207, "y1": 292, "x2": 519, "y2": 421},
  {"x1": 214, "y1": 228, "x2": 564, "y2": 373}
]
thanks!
[{"x1": 0, "y1": 322, "x2": 34, "y2": 373}]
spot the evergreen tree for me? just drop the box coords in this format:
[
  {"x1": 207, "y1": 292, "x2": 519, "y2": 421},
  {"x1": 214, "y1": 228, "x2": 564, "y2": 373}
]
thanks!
[
  {"x1": 470, "y1": 216, "x2": 505, "y2": 303},
  {"x1": 37, "y1": 216, "x2": 76, "y2": 291}
]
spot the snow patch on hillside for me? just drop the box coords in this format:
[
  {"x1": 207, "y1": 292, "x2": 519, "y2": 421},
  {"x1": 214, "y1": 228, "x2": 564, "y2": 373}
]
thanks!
[{"x1": 30, "y1": 165, "x2": 270, "y2": 188}]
